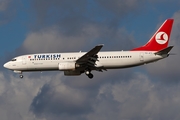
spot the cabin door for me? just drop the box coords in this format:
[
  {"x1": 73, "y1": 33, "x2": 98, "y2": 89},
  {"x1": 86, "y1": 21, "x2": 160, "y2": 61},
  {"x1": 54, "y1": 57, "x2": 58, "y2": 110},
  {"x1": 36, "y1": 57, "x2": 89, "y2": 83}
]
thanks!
[{"x1": 140, "y1": 53, "x2": 144, "y2": 62}]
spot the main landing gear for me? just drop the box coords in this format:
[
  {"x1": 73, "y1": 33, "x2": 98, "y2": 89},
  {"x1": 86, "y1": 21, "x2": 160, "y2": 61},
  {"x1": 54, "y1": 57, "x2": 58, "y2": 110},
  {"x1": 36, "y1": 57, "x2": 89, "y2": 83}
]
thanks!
[{"x1": 85, "y1": 70, "x2": 94, "y2": 79}]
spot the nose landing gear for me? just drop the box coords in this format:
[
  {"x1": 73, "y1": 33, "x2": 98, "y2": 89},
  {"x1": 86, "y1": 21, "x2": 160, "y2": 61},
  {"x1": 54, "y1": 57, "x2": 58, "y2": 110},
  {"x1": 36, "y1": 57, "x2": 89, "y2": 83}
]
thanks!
[
  {"x1": 19, "y1": 74, "x2": 23, "y2": 79},
  {"x1": 13, "y1": 70, "x2": 23, "y2": 79}
]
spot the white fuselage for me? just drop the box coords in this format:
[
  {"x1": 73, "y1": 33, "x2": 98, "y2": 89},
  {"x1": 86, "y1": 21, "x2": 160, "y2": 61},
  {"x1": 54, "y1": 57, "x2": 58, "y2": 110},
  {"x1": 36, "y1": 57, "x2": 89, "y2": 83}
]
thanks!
[
  {"x1": 3, "y1": 19, "x2": 173, "y2": 79},
  {"x1": 3, "y1": 51, "x2": 166, "y2": 73}
]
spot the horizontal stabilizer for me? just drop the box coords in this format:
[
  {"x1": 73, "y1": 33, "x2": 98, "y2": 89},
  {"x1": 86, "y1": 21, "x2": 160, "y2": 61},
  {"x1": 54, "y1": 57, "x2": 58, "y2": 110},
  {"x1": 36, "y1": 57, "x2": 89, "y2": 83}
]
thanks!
[{"x1": 155, "y1": 46, "x2": 173, "y2": 55}]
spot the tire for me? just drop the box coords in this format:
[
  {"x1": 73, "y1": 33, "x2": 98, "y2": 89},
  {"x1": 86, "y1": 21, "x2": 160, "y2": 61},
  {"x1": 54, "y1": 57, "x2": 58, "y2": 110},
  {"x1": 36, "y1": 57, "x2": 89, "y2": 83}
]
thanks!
[
  {"x1": 88, "y1": 73, "x2": 93, "y2": 79},
  {"x1": 19, "y1": 75, "x2": 23, "y2": 78}
]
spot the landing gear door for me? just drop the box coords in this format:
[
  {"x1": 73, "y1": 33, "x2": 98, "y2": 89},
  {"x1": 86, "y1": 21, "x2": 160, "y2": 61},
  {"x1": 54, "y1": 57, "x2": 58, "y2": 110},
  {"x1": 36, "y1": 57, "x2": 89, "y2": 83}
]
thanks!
[
  {"x1": 140, "y1": 52, "x2": 144, "y2": 62},
  {"x1": 22, "y1": 56, "x2": 26, "y2": 65}
]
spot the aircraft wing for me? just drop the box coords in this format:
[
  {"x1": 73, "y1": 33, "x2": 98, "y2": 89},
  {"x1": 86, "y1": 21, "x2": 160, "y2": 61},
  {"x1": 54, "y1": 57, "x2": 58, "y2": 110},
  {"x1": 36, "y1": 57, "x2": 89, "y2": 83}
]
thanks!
[{"x1": 76, "y1": 44, "x2": 103, "y2": 67}]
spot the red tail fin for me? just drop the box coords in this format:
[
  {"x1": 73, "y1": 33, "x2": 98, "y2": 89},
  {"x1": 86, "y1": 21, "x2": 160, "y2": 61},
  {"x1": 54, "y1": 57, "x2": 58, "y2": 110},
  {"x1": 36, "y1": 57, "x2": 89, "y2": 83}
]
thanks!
[{"x1": 132, "y1": 19, "x2": 174, "y2": 51}]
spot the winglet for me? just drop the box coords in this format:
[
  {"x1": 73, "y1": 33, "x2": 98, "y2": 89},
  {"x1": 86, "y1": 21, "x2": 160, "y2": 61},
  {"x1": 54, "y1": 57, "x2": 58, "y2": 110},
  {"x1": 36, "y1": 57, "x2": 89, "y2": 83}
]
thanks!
[{"x1": 155, "y1": 46, "x2": 173, "y2": 55}]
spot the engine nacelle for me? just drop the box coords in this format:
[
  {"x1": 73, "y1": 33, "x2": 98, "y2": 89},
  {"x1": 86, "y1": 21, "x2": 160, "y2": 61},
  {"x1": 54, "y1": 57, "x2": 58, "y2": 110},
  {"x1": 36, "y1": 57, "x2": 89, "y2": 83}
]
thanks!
[
  {"x1": 64, "y1": 71, "x2": 81, "y2": 76},
  {"x1": 58, "y1": 62, "x2": 76, "y2": 70}
]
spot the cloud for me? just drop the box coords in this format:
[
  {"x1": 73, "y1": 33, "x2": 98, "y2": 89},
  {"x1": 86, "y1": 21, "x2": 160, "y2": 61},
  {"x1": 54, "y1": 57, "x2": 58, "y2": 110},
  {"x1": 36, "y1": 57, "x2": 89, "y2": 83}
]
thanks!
[
  {"x1": 96, "y1": 0, "x2": 145, "y2": 15},
  {"x1": 86, "y1": 73, "x2": 180, "y2": 120},
  {"x1": 0, "y1": 0, "x2": 19, "y2": 25},
  {"x1": 29, "y1": 0, "x2": 149, "y2": 32},
  {"x1": 21, "y1": 24, "x2": 135, "y2": 54},
  {"x1": 1, "y1": 70, "x2": 179, "y2": 120},
  {"x1": 0, "y1": 0, "x2": 10, "y2": 11},
  {"x1": 30, "y1": 0, "x2": 88, "y2": 31},
  {"x1": 26, "y1": 72, "x2": 180, "y2": 120},
  {"x1": 21, "y1": 25, "x2": 100, "y2": 53},
  {"x1": 30, "y1": 74, "x2": 94, "y2": 119},
  {"x1": 0, "y1": 71, "x2": 52, "y2": 120},
  {"x1": 19, "y1": 0, "x2": 146, "y2": 54}
]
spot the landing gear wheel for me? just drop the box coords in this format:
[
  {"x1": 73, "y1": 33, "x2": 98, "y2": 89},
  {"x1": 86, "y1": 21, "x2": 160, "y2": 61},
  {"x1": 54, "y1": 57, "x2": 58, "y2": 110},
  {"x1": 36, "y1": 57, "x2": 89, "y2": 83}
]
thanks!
[
  {"x1": 85, "y1": 70, "x2": 90, "y2": 75},
  {"x1": 88, "y1": 73, "x2": 93, "y2": 79},
  {"x1": 19, "y1": 75, "x2": 23, "y2": 79},
  {"x1": 85, "y1": 69, "x2": 94, "y2": 79}
]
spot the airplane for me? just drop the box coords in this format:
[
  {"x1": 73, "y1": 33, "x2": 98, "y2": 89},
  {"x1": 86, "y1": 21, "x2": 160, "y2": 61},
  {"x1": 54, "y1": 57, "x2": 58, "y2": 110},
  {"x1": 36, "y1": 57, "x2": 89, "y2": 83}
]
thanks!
[{"x1": 3, "y1": 19, "x2": 174, "y2": 79}]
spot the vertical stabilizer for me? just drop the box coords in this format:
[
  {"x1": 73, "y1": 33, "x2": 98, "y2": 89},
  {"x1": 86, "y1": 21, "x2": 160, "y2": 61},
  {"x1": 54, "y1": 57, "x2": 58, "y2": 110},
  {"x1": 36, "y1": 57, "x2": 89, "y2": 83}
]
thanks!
[{"x1": 132, "y1": 19, "x2": 174, "y2": 51}]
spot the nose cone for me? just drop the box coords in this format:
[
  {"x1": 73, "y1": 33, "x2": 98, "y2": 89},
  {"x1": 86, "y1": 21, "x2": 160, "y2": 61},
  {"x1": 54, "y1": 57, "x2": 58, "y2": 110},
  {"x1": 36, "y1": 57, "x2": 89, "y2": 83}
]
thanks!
[{"x1": 3, "y1": 62, "x2": 10, "y2": 69}]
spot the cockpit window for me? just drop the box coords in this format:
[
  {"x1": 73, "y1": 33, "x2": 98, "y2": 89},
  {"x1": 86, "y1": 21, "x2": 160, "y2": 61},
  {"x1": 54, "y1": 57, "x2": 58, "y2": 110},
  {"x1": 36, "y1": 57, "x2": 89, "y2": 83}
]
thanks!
[{"x1": 11, "y1": 59, "x2": 16, "y2": 61}]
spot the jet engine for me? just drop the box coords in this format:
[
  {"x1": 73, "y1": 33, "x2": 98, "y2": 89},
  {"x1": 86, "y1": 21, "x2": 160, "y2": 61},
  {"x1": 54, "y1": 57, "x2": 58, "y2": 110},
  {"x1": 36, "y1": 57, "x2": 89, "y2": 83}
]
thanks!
[{"x1": 58, "y1": 62, "x2": 76, "y2": 70}]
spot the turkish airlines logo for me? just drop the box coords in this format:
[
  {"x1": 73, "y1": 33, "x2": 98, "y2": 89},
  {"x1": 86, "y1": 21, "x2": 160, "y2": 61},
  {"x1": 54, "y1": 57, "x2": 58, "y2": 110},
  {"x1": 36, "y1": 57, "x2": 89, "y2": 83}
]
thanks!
[{"x1": 155, "y1": 32, "x2": 168, "y2": 44}]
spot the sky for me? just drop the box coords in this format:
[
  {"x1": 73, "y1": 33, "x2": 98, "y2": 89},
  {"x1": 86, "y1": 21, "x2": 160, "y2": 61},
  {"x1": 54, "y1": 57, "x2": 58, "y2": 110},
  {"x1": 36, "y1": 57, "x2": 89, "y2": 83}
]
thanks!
[{"x1": 1, "y1": 0, "x2": 180, "y2": 120}]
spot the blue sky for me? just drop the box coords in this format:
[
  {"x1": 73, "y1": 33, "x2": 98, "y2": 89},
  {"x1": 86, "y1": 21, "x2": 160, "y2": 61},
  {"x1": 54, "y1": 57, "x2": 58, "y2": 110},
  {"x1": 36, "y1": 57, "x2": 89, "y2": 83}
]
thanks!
[
  {"x1": 0, "y1": 0, "x2": 30, "y2": 56},
  {"x1": 1, "y1": 0, "x2": 180, "y2": 120}
]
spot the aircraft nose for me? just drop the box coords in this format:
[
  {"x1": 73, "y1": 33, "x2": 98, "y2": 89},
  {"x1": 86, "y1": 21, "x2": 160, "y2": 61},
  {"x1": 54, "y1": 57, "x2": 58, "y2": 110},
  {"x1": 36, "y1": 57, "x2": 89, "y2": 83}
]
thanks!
[{"x1": 3, "y1": 62, "x2": 10, "y2": 69}]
